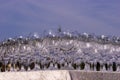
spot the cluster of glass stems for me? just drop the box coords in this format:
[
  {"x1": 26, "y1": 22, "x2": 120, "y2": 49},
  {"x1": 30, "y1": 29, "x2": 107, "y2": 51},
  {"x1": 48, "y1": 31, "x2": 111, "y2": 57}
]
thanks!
[{"x1": 0, "y1": 30, "x2": 120, "y2": 72}]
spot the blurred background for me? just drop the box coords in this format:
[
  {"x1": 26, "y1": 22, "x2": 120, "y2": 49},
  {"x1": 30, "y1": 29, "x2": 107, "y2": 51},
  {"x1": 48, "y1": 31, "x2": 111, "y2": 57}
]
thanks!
[{"x1": 0, "y1": 0, "x2": 120, "y2": 40}]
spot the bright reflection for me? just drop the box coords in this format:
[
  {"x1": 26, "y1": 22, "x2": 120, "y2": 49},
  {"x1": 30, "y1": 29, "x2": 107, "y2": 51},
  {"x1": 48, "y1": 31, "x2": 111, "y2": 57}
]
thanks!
[{"x1": 0, "y1": 30, "x2": 120, "y2": 71}]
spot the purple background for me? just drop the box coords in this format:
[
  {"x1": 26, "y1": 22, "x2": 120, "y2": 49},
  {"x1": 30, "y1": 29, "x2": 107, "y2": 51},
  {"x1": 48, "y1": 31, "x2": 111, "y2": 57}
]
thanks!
[{"x1": 0, "y1": 0, "x2": 120, "y2": 40}]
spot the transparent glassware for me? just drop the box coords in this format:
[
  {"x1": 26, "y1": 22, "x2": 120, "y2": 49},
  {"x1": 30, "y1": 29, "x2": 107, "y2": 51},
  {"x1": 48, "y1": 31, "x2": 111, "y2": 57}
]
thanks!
[{"x1": 1, "y1": 30, "x2": 120, "y2": 72}]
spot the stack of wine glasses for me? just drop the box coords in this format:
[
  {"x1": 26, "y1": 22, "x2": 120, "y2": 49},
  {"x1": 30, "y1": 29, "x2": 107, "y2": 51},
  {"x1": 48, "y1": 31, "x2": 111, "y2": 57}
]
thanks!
[{"x1": 0, "y1": 30, "x2": 120, "y2": 72}]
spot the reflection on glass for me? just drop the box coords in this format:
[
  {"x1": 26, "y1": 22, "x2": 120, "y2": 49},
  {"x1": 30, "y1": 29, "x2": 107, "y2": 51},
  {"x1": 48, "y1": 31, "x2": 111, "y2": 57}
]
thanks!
[{"x1": 0, "y1": 30, "x2": 120, "y2": 72}]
